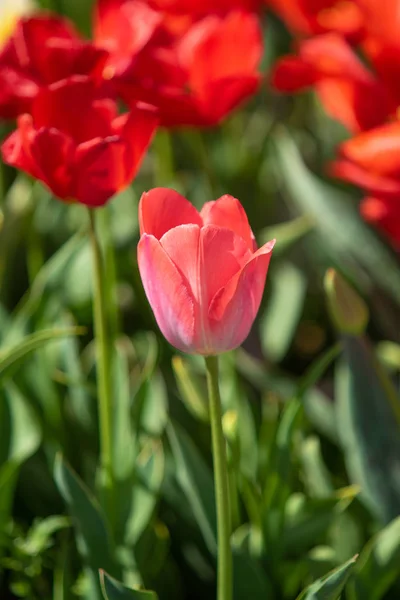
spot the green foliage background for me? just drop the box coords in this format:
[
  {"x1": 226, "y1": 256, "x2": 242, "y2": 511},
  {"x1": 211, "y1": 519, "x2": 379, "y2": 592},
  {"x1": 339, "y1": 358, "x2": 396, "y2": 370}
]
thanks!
[{"x1": 1, "y1": 1, "x2": 400, "y2": 599}]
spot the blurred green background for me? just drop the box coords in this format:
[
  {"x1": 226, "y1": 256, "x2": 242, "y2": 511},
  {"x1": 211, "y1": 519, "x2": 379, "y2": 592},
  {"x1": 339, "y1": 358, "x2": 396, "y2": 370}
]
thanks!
[{"x1": 1, "y1": 1, "x2": 400, "y2": 599}]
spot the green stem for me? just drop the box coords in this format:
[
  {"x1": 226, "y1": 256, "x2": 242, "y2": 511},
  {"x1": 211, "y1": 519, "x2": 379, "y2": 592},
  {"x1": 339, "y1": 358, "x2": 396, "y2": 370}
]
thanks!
[
  {"x1": 154, "y1": 129, "x2": 174, "y2": 186},
  {"x1": 204, "y1": 355, "x2": 232, "y2": 600},
  {"x1": 97, "y1": 207, "x2": 120, "y2": 340},
  {"x1": 88, "y1": 209, "x2": 114, "y2": 516},
  {"x1": 187, "y1": 130, "x2": 219, "y2": 197}
]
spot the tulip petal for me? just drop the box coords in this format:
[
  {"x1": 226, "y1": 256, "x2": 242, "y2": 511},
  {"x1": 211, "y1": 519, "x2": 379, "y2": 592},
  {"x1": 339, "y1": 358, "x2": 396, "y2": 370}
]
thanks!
[
  {"x1": 183, "y1": 12, "x2": 262, "y2": 89},
  {"x1": 201, "y1": 225, "x2": 252, "y2": 305},
  {"x1": 138, "y1": 233, "x2": 196, "y2": 352},
  {"x1": 1, "y1": 118, "x2": 38, "y2": 177},
  {"x1": 0, "y1": 68, "x2": 38, "y2": 119},
  {"x1": 338, "y1": 123, "x2": 400, "y2": 175},
  {"x1": 200, "y1": 195, "x2": 255, "y2": 249},
  {"x1": 74, "y1": 136, "x2": 127, "y2": 206},
  {"x1": 316, "y1": 78, "x2": 391, "y2": 133},
  {"x1": 361, "y1": 196, "x2": 400, "y2": 248},
  {"x1": 299, "y1": 34, "x2": 371, "y2": 82},
  {"x1": 208, "y1": 239, "x2": 275, "y2": 353},
  {"x1": 139, "y1": 188, "x2": 202, "y2": 238},
  {"x1": 160, "y1": 224, "x2": 250, "y2": 303},
  {"x1": 2, "y1": 114, "x2": 75, "y2": 200},
  {"x1": 198, "y1": 75, "x2": 260, "y2": 125},
  {"x1": 112, "y1": 102, "x2": 159, "y2": 183},
  {"x1": 330, "y1": 159, "x2": 400, "y2": 199},
  {"x1": 159, "y1": 224, "x2": 201, "y2": 298},
  {"x1": 271, "y1": 56, "x2": 318, "y2": 92},
  {"x1": 32, "y1": 77, "x2": 115, "y2": 143},
  {"x1": 94, "y1": 0, "x2": 162, "y2": 75}
]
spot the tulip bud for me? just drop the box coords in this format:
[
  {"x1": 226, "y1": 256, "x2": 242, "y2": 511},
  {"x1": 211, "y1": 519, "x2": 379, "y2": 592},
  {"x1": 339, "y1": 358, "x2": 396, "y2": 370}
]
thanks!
[
  {"x1": 138, "y1": 189, "x2": 275, "y2": 355},
  {"x1": 324, "y1": 269, "x2": 369, "y2": 335}
]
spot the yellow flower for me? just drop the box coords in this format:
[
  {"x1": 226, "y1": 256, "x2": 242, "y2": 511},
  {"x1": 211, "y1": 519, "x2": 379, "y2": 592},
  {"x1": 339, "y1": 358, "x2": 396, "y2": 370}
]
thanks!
[{"x1": 0, "y1": 0, "x2": 34, "y2": 48}]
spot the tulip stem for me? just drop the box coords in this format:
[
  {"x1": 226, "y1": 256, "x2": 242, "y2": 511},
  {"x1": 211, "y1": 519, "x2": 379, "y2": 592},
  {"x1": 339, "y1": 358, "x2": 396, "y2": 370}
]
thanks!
[
  {"x1": 205, "y1": 355, "x2": 232, "y2": 600},
  {"x1": 88, "y1": 209, "x2": 114, "y2": 519}
]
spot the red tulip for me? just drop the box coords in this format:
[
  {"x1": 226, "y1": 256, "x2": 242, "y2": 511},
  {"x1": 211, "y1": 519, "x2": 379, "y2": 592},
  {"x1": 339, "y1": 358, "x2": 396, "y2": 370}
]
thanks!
[
  {"x1": 330, "y1": 121, "x2": 400, "y2": 246},
  {"x1": 267, "y1": 0, "x2": 364, "y2": 40},
  {"x1": 0, "y1": 14, "x2": 108, "y2": 119},
  {"x1": 138, "y1": 188, "x2": 275, "y2": 354},
  {"x1": 146, "y1": 0, "x2": 263, "y2": 20},
  {"x1": 271, "y1": 33, "x2": 393, "y2": 132},
  {"x1": 95, "y1": 4, "x2": 263, "y2": 127},
  {"x1": 331, "y1": 122, "x2": 400, "y2": 199},
  {"x1": 360, "y1": 196, "x2": 400, "y2": 248},
  {"x1": 1, "y1": 76, "x2": 158, "y2": 206},
  {"x1": 94, "y1": 0, "x2": 162, "y2": 78},
  {"x1": 271, "y1": 1, "x2": 400, "y2": 133}
]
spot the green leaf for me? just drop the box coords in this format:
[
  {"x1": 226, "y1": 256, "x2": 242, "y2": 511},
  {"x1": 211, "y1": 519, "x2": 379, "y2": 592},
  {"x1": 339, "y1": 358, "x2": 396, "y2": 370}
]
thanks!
[
  {"x1": 261, "y1": 261, "x2": 307, "y2": 362},
  {"x1": 100, "y1": 571, "x2": 158, "y2": 600},
  {"x1": 172, "y1": 355, "x2": 209, "y2": 422},
  {"x1": 263, "y1": 400, "x2": 303, "y2": 555},
  {"x1": 336, "y1": 336, "x2": 400, "y2": 523},
  {"x1": 125, "y1": 440, "x2": 165, "y2": 546},
  {"x1": 297, "y1": 344, "x2": 342, "y2": 400},
  {"x1": 54, "y1": 454, "x2": 118, "y2": 594},
  {"x1": 350, "y1": 516, "x2": 400, "y2": 600},
  {"x1": 274, "y1": 131, "x2": 400, "y2": 306},
  {"x1": 297, "y1": 555, "x2": 357, "y2": 600},
  {"x1": 300, "y1": 436, "x2": 333, "y2": 499},
  {"x1": 167, "y1": 421, "x2": 217, "y2": 554},
  {"x1": 220, "y1": 353, "x2": 258, "y2": 480},
  {"x1": 4, "y1": 230, "x2": 86, "y2": 344},
  {"x1": 0, "y1": 383, "x2": 41, "y2": 560},
  {"x1": 282, "y1": 494, "x2": 342, "y2": 556},
  {"x1": 0, "y1": 326, "x2": 85, "y2": 382},
  {"x1": 259, "y1": 215, "x2": 314, "y2": 256},
  {"x1": 2, "y1": 382, "x2": 41, "y2": 464},
  {"x1": 233, "y1": 550, "x2": 276, "y2": 600},
  {"x1": 112, "y1": 342, "x2": 136, "y2": 482},
  {"x1": 17, "y1": 515, "x2": 71, "y2": 555}
]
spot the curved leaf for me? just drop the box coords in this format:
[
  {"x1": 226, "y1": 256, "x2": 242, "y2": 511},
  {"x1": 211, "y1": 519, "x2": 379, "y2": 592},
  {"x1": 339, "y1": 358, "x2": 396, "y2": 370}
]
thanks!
[
  {"x1": 0, "y1": 326, "x2": 85, "y2": 382},
  {"x1": 297, "y1": 555, "x2": 357, "y2": 600},
  {"x1": 100, "y1": 572, "x2": 157, "y2": 600}
]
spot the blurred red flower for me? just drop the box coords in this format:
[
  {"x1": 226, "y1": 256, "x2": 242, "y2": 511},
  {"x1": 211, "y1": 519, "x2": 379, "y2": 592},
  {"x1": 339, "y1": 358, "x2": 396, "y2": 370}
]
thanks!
[
  {"x1": 138, "y1": 188, "x2": 275, "y2": 354},
  {"x1": 1, "y1": 76, "x2": 158, "y2": 206},
  {"x1": 145, "y1": 0, "x2": 263, "y2": 23},
  {"x1": 271, "y1": 33, "x2": 393, "y2": 132},
  {"x1": 94, "y1": 2, "x2": 263, "y2": 127},
  {"x1": 330, "y1": 122, "x2": 400, "y2": 246},
  {"x1": 0, "y1": 14, "x2": 108, "y2": 119},
  {"x1": 271, "y1": 1, "x2": 400, "y2": 133},
  {"x1": 267, "y1": 0, "x2": 364, "y2": 40}
]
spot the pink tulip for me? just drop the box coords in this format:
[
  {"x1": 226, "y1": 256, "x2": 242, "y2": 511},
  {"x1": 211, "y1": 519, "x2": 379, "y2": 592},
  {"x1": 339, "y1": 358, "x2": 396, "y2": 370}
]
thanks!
[{"x1": 138, "y1": 188, "x2": 275, "y2": 354}]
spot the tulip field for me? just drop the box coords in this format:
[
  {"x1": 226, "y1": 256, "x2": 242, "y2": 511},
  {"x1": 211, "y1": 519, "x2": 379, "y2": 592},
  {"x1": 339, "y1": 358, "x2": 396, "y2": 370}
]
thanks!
[{"x1": 2, "y1": 0, "x2": 400, "y2": 599}]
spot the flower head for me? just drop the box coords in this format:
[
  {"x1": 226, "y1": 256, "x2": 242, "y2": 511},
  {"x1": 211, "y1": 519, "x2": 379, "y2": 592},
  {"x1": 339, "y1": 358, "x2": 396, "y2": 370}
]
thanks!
[
  {"x1": 95, "y1": 2, "x2": 263, "y2": 127},
  {"x1": 0, "y1": 14, "x2": 108, "y2": 119},
  {"x1": 1, "y1": 76, "x2": 158, "y2": 206},
  {"x1": 138, "y1": 188, "x2": 275, "y2": 354},
  {"x1": 330, "y1": 121, "x2": 400, "y2": 247},
  {"x1": 267, "y1": 0, "x2": 364, "y2": 40}
]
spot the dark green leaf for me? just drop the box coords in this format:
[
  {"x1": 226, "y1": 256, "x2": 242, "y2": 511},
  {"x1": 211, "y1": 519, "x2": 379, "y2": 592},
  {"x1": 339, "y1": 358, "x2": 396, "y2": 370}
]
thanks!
[
  {"x1": 54, "y1": 455, "x2": 118, "y2": 588},
  {"x1": 0, "y1": 327, "x2": 85, "y2": 382},
  {"x1": 336, "y1": 336, "x2": 400, "y2": 523},
  {"x1": 100, "y1": 572, "x2": 158, "y2": 600},
  {"x1": 350, "y1": 516, "x2": 400, "y2": 600},
  {"x1": 274, "y1": 131, "x2": 400, "y2": 306},
  {"x1": 167, "y1": 421, "x2": 217, "y2": 554},
  {"x1": 261, "y1": 261, "x2": 307, "y2": 362},
  {"x1": 297, "y1": 555, "x2": 357, "y2": 600}
]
